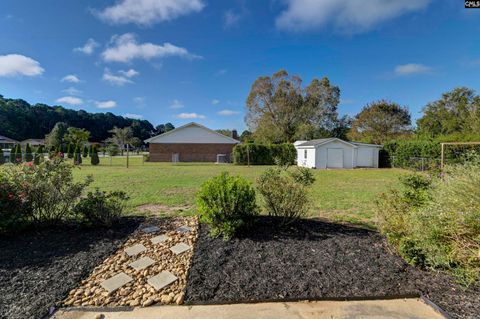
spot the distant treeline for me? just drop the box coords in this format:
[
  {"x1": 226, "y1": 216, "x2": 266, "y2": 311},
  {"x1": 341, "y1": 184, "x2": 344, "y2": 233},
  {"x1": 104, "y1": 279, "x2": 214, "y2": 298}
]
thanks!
[{"x1": 0, "y1": 95, "x2": 154, "y2": 142}]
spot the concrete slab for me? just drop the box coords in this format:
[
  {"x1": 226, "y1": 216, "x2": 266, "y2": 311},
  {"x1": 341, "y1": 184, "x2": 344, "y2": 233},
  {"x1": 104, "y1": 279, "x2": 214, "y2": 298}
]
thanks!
[
  {"x1": 124, "y1": 244, "x2": 147, "y2": 257},
  {"x1": 142, "y1": 226, "x2": 160, "y2": 234},
  {"x1": 53, "y1": 299, "x2": 447, "y2": 319},
  {"x1": 176, "y1": 225, "x2": 193, "y2": 233},
  {"x1": 169, "y1": 243, "x2": 191, "y2": 255},
  {"x1": 129, "y1": 256, "x2": 155, "y2": 271},
  {"x1": 100, "y1": 273, "x2": 133, "y2": 293},
  {"x1": 147, "y1": 271, "x2": 178, "y2": 291},
  {"x1": 151, "y1": 235, "x2": 169, "y2": 244}
]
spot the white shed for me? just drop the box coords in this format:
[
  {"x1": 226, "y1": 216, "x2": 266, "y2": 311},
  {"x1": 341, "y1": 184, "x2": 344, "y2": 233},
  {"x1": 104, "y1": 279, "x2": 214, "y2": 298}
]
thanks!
[{"x1": 294, "y1": 138, "x2": 382, "y2": 169}]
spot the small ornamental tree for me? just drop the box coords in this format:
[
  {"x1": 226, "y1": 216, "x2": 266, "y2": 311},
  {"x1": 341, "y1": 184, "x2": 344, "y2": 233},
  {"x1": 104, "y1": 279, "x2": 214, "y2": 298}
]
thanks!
[
  {"x1": 91, "y1": 147, "x2": 100, "y2": 166},
  {"x1": 67, "y1": 144, "x2": 74, "y2": 159},
  {"x1": 0, "y1": 150, "x2": 4, "y2": 165},
  {"x1": 25, "y1": 143, "x2": 33, "y2": 162},
  {"x1": 82, "y1": 145, "x2": 88, "y2": 158},
  {"x1": 73, "y1": 145, "x2": 82, "y2": 165},
  {"x1": 89, "y1": 144, "x2": 93, "y2": 157},
  {"x1": 15, "y1": 144, "x2": 22, "y2": 163}
]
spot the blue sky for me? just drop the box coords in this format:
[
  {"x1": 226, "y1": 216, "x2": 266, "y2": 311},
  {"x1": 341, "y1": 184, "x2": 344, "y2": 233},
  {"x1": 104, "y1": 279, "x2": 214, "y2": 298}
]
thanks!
[{"x1": 0, "y1": 0, "x2": 479, "y2": 131}]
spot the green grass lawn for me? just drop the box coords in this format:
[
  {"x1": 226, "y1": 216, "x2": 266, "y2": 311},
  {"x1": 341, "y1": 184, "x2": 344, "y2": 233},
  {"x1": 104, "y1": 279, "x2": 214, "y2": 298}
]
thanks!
[{"x1": 73, "y1": 156, "x2": 405, "y2": 228}]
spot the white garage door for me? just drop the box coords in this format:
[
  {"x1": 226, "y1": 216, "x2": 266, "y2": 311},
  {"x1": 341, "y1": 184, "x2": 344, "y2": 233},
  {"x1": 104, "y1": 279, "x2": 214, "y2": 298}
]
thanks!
[
  {"x1": 327, "y1": 148, "x2": 344, "y2": 168},
  {"x1": 357, "y1": 148, "x2": 374, "y2": 167}
]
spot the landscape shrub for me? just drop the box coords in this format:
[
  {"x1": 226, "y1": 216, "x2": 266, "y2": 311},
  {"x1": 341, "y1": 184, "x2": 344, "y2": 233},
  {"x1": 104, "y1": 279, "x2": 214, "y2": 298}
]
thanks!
[
  {"x1": 74, "y1": 189, "x2": 129, "y2": 227},
  {"x1": 73, "y1": 145, "x2": 82, "y2": 165},
  {"x1": 0, "y1": 150, "x2": 4, "y2": 165},
  {"x1": 376, "y1": 159, "x2": 480, "y2": 285},
  {"x1": 91, "y1": 147, "x2": 100, "y2": 165},
  {"x1": 0, "y1": 178, "x2": 29, "y2": 230},
  {"x1": 196, "y1": 172, "x2": 258, "y2": 240},
  {"x1": 233, "y1": 143, "x2": 296, "y2": 165},
  {"x1": 82, "y1": 145, "x2": 88, "y2": 158},
  {"x1": 25, "y1": 143, "x2": 33, "y2": 162},
  {"x1": 2, "y1": 158, "x2": 92, "y2": 225},
  {"x1": 67, "y1": 143, "x2": 74, "y2": 159},
  {"x1": 382, "y1": 139, "x2": 440, "y2": 170},
  {"x1": 257, "y1": 166, "x2": 315, "y2": 226}
]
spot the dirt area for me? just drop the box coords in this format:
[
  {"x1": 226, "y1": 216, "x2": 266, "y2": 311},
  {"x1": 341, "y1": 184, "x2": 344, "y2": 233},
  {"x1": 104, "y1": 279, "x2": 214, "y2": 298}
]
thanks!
[
  {"x1": 136, "y1": 204, "x2": 192, "y2": 215},
  {"x1": 0, "y1": 219, "x2": 139, "y2": 319},
  {"x1": 185, "y1": 217, "x2": 480, "y2": 319}
]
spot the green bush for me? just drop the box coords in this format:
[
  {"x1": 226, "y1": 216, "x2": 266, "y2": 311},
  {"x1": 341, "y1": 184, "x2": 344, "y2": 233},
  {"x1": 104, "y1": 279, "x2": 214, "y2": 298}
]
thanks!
[
  {"x1": 91, "y1": 147, "x2": 100, "y2": 165},
  {"x1": 25, "y1": 143, "x2": 33, "y2": 162},
  {"x1": 0, "y1": 150, "x2": 4, "y2": 165},
  {"x1": 73, "y1": 145, "x2": 82, "y2": 165},
  {"x1": 82, "y1": 145, "x2": 88, "y2": 158},
  {"x1": 74, "y1": 189, "x2": 129, "y2": 227},
  {"x1": 196, "y1": 172, "x2": 258, "y2": 240},
  {"x1": 67, "y1": 143, "x2": 74, "y2": 159},
  {"x1": 376, "y1": 160, "x2": 480, "y2": 285},
  {"x1": 257, "y1": 166, "x2": 314, "y2": 226},
  {"x1": 0, "y1": 178, "x2": 29, "y2": 230},
  {"x1": 233, "y1": 143, "x2": 296, "y2": 165},
  {"x1": 2, "y1": 158, "x2": 92, "y2": 225}
]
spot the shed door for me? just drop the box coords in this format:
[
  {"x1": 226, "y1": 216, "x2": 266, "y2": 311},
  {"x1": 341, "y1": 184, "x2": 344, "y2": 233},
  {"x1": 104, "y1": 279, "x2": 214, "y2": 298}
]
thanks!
[
  {"x1": 327, "y1": 148, "x2": 344, "y2": 168},
  {"x1": 357, "y1": 148, "x2": 374, "y2": 167}
]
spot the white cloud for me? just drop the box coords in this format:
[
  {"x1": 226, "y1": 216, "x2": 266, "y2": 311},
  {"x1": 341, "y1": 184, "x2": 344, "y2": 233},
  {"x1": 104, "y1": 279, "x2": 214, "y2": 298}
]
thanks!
[
  {"x1": 102, "y1": 33, "x2": 201, "y2": 63},
  {"x1": 97, "y1": 0, "x2": 205, "y2": 26},
  {"x1": 62, "y1": 74, "x2": 81, "y2": 83},
  {"x1": 394, "y1": 63, "x2": 432, "y2": 76},
  {"x1": 62, "y1": 87, "x2": 82, "y2": 96},
  {"x1": 218, "y1": 109, "x2": 240, "y2": 116},
  {"x1": 73, "y1": 38, "x2": 99, "y2": 55},
  {"x1": 56, "y1": 96, "x2": 83, "y2": 105},
  {"x1": 176, "y1": 112, "x2": 206, "y2": 119},
  {"x1": 276, "y1": 0, "x2": 430, "y2": 33},
  {"x1": 224, "y1": 10, "x2": 241, "y2": 28},
  {"x1": 119, "y1": 68, "x2": 139, "y2": 77},
  {"x1": 123, "y1": 113, "x2": 143, "y2": 119},
  {"x1": 133, "y1": 96, "x2": 145, "y2": 107},
  {"x1": 0, "y1": 54, "x2": 44, "y2": 77},
  {"x1": 214, "y1": 69, "x2": 227, "y2": 76},
  {"x1": 169, "y1": 99, "x2": 184, "y2": 109},
  {"x1": 211, "y1": 99, "x2": 220, "y2": 105},
  {"x1": 102, "y1": 68, "x2": 134, "y2": 86},
  {"x1": 95, "y1": 100, "x2": 117, "y2": 109}
]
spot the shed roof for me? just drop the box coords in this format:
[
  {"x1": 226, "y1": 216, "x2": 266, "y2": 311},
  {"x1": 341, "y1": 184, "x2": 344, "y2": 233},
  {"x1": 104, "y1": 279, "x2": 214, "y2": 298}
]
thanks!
[
  {"x1": 295, "y1": 138, "x2": 382, "y2": 148},
  {"x1": 0, "y1": 135, "x2": 18, "y2": 143}
]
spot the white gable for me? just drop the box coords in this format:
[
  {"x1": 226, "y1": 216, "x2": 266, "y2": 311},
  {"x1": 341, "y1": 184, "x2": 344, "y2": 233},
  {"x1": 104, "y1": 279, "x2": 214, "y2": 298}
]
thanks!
[{"x1": 145, "y1": 122, "x2": 239, "y2": 144}]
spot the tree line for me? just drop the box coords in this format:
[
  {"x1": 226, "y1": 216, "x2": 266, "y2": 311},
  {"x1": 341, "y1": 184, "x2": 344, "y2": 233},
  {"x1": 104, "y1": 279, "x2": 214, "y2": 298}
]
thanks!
[
  {"x1": 0, "y1": 94, "x2": 167, "y2": 142},
  {"x1": 244, "y1": 70, "x2": 480, "y2": 145}
]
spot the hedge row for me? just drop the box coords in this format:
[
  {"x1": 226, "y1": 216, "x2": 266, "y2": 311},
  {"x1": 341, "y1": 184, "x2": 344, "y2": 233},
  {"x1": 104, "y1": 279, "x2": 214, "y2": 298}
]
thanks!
[{"x1": 233, "y1": 143, "x2": 296, "y2": 165}]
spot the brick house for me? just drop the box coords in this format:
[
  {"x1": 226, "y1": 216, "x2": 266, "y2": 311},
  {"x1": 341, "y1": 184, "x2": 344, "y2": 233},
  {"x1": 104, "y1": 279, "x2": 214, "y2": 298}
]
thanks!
[{"x1": 144, "y1": 122, "x2": 239, "y2": 162}]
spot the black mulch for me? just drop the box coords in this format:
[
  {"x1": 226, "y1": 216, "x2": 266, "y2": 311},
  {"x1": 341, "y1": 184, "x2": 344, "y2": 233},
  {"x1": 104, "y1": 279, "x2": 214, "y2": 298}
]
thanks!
[
  {"x1": 185, "y1": 217, "x2": 480, "y2": 319},
  {"x1": 0, "y1": 218, "x2": 140, "y2": 319}
]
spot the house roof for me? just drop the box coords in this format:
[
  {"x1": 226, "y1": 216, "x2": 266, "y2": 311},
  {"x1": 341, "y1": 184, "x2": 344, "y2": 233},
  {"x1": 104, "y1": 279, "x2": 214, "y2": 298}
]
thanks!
[
  {"x1": 21, "y1": 138, "x2": 45, "y2": 144},
  {"x1": 295, "y1": 138, "x2": 382, "y2": 148},
  {"x1": 144, "y1": 122, "x2": 240, "y2": 144},
  {"x1": 0, "y1": 135, "x2": 18, "y2": 143}
]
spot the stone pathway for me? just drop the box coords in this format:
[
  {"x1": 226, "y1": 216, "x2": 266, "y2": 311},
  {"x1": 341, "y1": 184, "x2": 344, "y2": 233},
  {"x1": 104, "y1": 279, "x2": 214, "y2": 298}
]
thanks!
[
  {"x1": 54, "y1": 299, "x2": 447, "y2": 319},
  {"x1": 63, "y1": 217, "x2": 198, "y2": 308}
]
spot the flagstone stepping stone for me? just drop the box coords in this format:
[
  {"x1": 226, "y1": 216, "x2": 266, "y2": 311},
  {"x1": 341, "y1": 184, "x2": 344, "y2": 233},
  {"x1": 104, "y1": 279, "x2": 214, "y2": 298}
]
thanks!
[
  {"x1": 101, "y1": 272, "x2": 133, "y2": 293},
  {"x1": 124, "y1": 244, "x2": 147, "y2": 256},
  {"x1": 169, "y1": 243, "x2": 192, "y2": 255},
  {"x1": 128, "y1": 256, "x2": 155, "y2": 271},
  {"x1": 176, "y1": 225, "x2": 193, "y2": 233},
  {"x1": 142, "y1": 226, "x2": 160, "y2": 234},
  {"x1": 151, "y1": 234, "x2": 169, "y2": 244},
  {"x1": 147, "y1": 271, "x2": 178, "y2": 291}
]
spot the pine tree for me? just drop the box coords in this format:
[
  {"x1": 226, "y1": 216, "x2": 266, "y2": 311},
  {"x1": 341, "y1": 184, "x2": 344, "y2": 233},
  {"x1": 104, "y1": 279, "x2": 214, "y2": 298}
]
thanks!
[
  {"x1": 91, "y1": 146, "x2": 100, "y2": 166},
  {"x1": 15, "y1": 144, "x2": 22, "y2": 163},
  {"x1": 67, "y1": 144, "x2": 74, "y2": 159},
  {"x1": 73, "y1": 145, "x2": 82, "y2": 165},
  {"x1": 25, "y1": 143, "x2": 33, "y2": 162},
  {"x1": 0, "y1": 149, "x2": 5, "y2": 165},
  {"x1": 82, "y1": 145, "x2": 88, "y2": 157},
  {"x1": 89, "y1": 144, "x2": 93, "y2": 157},
  {"x1": 10, "y1": 145, "x2": 16, "y2": 163}
]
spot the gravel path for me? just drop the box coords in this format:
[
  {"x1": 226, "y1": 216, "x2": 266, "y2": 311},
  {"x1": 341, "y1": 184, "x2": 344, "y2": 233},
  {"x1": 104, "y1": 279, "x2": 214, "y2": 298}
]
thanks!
[
  {"x1": 185, "y1": 217, "x2": 480, "y2": 319},
  {"x1": 0, "y1": 219, "x2": 139, "y2": 319}
]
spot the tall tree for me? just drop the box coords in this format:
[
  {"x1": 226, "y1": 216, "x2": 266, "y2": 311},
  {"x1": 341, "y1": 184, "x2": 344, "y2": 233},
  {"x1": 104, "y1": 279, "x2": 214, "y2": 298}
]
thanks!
[
  {"x1": 246, "y1": 70, "x2": 340, "y2": 143},
  {"x1": 64, "y1": 127, "x2": 90, "y2": 148},
  {"x1": 154, "y1": 122, "x2": 175, "y2": 135},
  {"x1": 348, "y1": 100, "x2": 411, "y2": 144},
  {"x1": 24, "y1": 143, "x2": 33, "y2": 162},
  {"x1": 107, "y1": 126, "x2": 133, "y2": 156},
  {"x1": 417, "y1": 87, "x2": 480, "y2": 137},
  {"x1": 45, "y1": 122, "x2": 69, "y2": 148}
]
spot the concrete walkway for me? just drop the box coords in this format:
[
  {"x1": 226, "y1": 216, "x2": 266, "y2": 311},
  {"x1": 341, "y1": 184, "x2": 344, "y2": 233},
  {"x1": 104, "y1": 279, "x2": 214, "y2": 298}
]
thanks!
[{"x1": 53, "y1": 298, "x2": 447, "y2": 319}]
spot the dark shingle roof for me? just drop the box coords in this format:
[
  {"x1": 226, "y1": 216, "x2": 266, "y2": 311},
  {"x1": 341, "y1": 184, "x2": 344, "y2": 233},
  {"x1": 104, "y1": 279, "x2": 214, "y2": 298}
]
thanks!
[{"x1": 0, "y1": 135, "x2": 18, "y2": 143}]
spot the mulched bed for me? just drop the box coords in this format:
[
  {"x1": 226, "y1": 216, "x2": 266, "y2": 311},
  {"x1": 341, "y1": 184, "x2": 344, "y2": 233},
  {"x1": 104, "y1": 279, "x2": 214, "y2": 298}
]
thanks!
[
  {"x1": 0, "y1": 218, "x2": 140, "y2": 319},
  {"x1": 185, "y1": 217, "x2": 480, "y2": 319}
]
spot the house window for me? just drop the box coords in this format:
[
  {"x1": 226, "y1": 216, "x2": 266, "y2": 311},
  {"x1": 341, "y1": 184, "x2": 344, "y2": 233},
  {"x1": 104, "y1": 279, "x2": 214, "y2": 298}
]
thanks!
[{"x1": 304, "y1": 150, "x2": 307, "y2": 159}]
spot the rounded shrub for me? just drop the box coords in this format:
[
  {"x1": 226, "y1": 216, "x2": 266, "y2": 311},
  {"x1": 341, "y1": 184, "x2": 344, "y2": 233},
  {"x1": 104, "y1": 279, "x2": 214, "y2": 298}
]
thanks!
[
  {"x1": 196, "y1": 172, "x2": 257, "y2": 240},
  {"x1": 91, "y1": 147, "x2": 100, "y2": 166}
]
